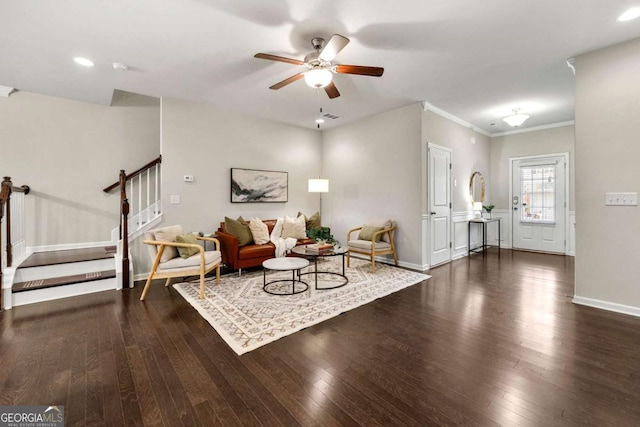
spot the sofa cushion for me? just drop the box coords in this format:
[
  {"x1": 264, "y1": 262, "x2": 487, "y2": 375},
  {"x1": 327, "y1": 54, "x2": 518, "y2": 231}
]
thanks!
[
  {"x1": 282, "y1": 215, "x2": 307, "y2": 239},
  {"x1": 238, "y1": 242, "x2": 275, "y2": 259},
  {"x1": 176, "y1": 233, "x2": 200, "y2": 259},
  {"x1": 248, "y1": 217, "x2": 270, "y2": 245},
  {"x1": 298, "y1": 211, "x2": 322, "y2": 230},
  {"x1": 153, "y1": 224, "x2": 184, "y2": 262},
  {"x1": 225, "y1": 216, "x2": 253, "y2": 246}
]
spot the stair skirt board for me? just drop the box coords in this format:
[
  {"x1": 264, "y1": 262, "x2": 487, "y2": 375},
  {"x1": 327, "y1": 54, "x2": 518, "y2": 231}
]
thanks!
[
  {"x1": 13, "y1": 269, "x2": 116, "y2": 293},
  {"x1": 12, "y1": 277, "x2": 118, "y2": 307}
]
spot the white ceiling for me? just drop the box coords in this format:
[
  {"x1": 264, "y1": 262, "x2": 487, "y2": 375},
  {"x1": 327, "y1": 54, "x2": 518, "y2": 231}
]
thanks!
[{"x1": 2, "y1": 1, "x2": 640, "y2": 134}]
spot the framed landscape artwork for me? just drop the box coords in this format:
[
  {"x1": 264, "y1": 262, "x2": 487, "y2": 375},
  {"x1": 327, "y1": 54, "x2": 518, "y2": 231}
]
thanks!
[{"x1": 230, "y1": 168, "x2": 288, "y2": 203}]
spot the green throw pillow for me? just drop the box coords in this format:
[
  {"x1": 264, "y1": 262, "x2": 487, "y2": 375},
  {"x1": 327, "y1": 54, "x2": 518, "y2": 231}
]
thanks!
[
  {"x1": 298, "y1": 211, "x2": 322, "y2": 230},
  {"x1": 176, "y1": 233, "x2": 200, "y2": 259},
  {"x1": 358, "y1": 225, "x2": 385, "y2": 242},
  {"x1": 225, "y1": 216, "x2": 254, "y2": 246}
]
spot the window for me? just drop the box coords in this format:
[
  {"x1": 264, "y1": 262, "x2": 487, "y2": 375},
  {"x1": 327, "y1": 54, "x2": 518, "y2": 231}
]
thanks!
[{"x1": 520, "y1": 164, "x2": 555, "y2": 224}]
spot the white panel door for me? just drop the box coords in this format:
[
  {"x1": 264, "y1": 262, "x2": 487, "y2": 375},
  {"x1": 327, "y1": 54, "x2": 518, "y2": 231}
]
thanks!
[
  {"x1": 512, "y1": 155, "x2": 567, "y2": 253},
  {"x1": 428, "y1": 144, "x2": 451, "y2": 266}
]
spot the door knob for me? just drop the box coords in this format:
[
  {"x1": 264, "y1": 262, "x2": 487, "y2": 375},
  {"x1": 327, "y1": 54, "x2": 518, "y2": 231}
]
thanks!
[
  {"x1": 430, "y1": 211, "x2": 437, "y2": 215},
  {"x1": 513, "y1": 207, "x2": 518, "y2": 211}
]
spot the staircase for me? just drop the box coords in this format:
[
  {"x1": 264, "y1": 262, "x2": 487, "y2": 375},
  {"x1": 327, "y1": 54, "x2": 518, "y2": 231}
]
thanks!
[{"x1": 11, "y1": 246, "x2": 118, "y2": 307}]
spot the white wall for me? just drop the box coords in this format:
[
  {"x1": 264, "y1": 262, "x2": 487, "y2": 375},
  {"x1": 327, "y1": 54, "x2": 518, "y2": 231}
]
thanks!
[
  {"x1": 322, "y1": 104, "x2": 423, "y2": 269},
  {"x1": 142, "y1": 97, "x2": 322, "y2": 273},
  {"x1": 0, "y1": 90, "x2": 160, "y2": 246},
  {"x1": 490, "y1": 125, "x2": 575, "y2": 210},
  {"x1": 574, "y1": 37, "x2": 640, "y2": 314}
]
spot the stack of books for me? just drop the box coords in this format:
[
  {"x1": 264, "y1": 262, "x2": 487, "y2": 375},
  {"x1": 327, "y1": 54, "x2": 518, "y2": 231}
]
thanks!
[{"x1": 306, "y1": 243, "x2": 334, "y2": 253}]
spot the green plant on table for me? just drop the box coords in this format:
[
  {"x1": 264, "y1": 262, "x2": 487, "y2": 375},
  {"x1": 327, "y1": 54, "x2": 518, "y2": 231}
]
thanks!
[
  {"x1": 482, "y1": 204, "x2": 495, "y2": 218},
  {"x1": 307, "y1": 227, "x2": 338, "y2": 244}
]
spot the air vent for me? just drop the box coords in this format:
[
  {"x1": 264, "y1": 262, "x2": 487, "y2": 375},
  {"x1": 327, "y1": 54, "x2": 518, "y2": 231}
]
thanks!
[{"x1": 322, "y1": 112, "x2": 340, "y2": 120}]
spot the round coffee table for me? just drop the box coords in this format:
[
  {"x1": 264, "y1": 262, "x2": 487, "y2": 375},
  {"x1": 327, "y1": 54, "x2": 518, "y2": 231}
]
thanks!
[
  {"x1": 291, "y1": 245, "x2": 349, "y2": 290},
  {"x1": 262, "y1": 257, "x2": 310, "y2": 295}
]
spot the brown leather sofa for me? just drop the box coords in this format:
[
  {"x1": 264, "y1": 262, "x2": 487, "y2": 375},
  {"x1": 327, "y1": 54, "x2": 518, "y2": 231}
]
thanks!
[{"x1": 216, "y1": 219, "x2": 315, "y2": 274}]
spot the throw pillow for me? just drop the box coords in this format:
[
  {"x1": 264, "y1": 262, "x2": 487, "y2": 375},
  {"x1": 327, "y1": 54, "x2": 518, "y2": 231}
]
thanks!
[
  {"x1": 298, "y1": 211, "x2": 321, "y2": 230},
  {"x1": 248, "y1": 217, "x2": 270, "y2": 245},
  {"x1": 153, "y1": 224, "x2": 183, "y2": 262},
  {"x1": 366, "y1": 218, "x2": 393, "y2": 243},
  {"x1": 176, "y1": 233, "x2": 200, "y2": 259},
  {"x1": 282, "y1": 215, "x2": 307, "y2": 239},
  {"x1": 224, "y1": 216, "x2": 254, "y2": 246},
  {"x1": 358, "y1": 225, "x2": 385, "y2": 242}
]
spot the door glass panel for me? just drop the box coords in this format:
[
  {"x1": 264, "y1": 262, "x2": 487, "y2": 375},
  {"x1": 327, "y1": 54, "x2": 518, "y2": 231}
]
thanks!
[{"x1": 520, "y1": 164, "x2": 556, "y2": 224}]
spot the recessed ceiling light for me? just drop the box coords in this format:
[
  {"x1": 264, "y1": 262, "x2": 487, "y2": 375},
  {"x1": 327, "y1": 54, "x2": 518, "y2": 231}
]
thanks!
[
  {"x1": 73, "y1": 57, "x2": 94, "y2": 67},
  {"x1": 618, "y1": 7, "x2": 640, "y2": 21},
  {"x1": 112, "y1": 62, "x2": 129, "y2": 71}
]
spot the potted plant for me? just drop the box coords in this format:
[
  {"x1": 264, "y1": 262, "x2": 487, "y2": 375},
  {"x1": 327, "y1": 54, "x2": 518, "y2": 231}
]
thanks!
[
  {"x1": 482, "y1": 204, "x2": 495, "y2": 219},
  {"x1": 307, "y1": 227, "x2": 338, "y2": 245}
]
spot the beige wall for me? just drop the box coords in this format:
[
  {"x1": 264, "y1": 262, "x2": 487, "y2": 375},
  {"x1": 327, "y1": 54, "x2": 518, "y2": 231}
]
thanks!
[
  {"x1": 421, "y1": 110, "x2": 491, "y2": 212},
  {"x1": 0, "y1": 90, "x2": 160, "y2": 246},
  {"x1": 322, "y1": 103, "x2": 423, "y2": 268},
  {"x1": 490, "y1": 125, "x2": 575, "y2": 210},
  {"x1": 574, "y1": 37, "x2": 640, "y2": 308}
]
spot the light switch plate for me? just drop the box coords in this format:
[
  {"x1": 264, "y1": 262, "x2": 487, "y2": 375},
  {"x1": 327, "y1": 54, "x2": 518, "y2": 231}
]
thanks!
[
  {"x1": 605, "y1": 192, "x2": 638, "y2": 206},
  {"x1": 170, "y1": 195, "x2": 181, "y2": 204},
  {"x1": 183, "y1": 175, "x2": 194, "y2": 182}
]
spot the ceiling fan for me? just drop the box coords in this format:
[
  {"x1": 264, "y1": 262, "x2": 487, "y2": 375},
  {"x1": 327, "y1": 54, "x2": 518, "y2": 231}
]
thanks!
[{"x1": 254, "y1": 34, "x2": 384, "y2": 99}]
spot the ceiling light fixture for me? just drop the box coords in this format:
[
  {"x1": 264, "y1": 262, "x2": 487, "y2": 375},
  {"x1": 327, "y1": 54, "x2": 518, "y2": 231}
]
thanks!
[
  {"x1": 304, "y1": 68, "x2": 332, "y2": 88},
  {"x1": 73, "y1": 57, "x2": 95, "y2": 67},
  {"x1": 503, "y1": 108, "x2": 530, "y2": 127},
  {"x1": 618, "y1": 7, "x2": 640, "y2": 21}
]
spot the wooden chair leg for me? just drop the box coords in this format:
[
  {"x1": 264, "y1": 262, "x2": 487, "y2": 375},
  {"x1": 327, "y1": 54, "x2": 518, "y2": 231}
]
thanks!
[
  {"x1": 371, "y1": 253, "x2": 376, "y2": 273},
  {"x1": 140, "y1": 275, "x2": 154, "y2": 301},
  {"x1": 347, "y1": 251, "x2": 351, "y2": 267},
  {"x1": 215, "y1": 264, "x2": 220, "y2": 284},
  {"x1": 392, "y1": 250, "x2": 399, "y2": 266},
  {"x1": 199, "y1": 273, "x2": 205, "y2": 299},
  {"x1": 164, "y1": 278, "x2": 172, "y2": 287}
]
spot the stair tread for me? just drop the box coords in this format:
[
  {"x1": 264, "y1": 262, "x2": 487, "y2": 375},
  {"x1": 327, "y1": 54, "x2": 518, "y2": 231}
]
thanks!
[
  {"x1": 13, "y1": 269, "x2": 116, "y2": 292},
  {"x1": 19, "y1": 246, "x2": 116, "y2": 268}
]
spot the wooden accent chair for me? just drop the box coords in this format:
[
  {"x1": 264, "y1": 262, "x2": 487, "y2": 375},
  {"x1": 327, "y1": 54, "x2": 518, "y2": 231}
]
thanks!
[
  {"x1": 141, "y1": 225, "x2": 221, "y2": 300},
  {"x1": 346, "y1": 220, "x2": 398, "y2": 272}
]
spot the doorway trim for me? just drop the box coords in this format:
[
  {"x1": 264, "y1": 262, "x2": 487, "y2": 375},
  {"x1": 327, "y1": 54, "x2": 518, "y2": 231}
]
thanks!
[{"x1": 508, "y1": 152, "x2": 570, "y2": 255}]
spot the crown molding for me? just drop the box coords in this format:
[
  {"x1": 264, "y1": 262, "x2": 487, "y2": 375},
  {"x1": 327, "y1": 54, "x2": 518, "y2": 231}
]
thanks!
[
  {"x1": 491, "y1": 120, "x2": 575, "y2": 137},
  {"x1": 0, "y1": 86, "x2": 15, "y2": 97},
  {"x1": 421, "y1": 101, "x2": 492, "y2": 137}
]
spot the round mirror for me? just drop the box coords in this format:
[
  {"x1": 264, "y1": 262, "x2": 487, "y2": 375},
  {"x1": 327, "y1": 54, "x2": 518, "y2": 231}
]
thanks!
[{"x1": 469, "y1": 171, "x2": 485, "y2": 204}]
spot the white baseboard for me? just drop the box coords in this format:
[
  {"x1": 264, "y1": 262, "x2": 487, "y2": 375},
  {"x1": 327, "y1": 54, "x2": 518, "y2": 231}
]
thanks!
[
  {"x1": 347, "y1": 253, "x2": 426, "y2": 272},
  {"x1": 572, "y1": 296, "x2": 640, "y2": 318}
]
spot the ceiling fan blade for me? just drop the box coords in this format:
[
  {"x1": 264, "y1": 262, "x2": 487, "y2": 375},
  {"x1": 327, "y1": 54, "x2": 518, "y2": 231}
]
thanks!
[
  {"x1": 254, "y1": 53, "x2": 304, "y2": 66},
  {"x1": 269, "y1": 73, "x2": 304, "y2": 90},
  {"x1": 335, "y1": 64, "x2": 384, "y2": 77},
  {"x1": 324, "y1": 81, "x2": 340, "y2": 99},
  {"x1": 319, "y1": 34, "x2": 350, "y2": 61}
]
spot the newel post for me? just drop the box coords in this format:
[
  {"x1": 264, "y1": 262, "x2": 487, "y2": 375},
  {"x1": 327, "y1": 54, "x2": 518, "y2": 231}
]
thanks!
[{"x1": 0, "y1": 176, "x2": 13, "y2": 311}]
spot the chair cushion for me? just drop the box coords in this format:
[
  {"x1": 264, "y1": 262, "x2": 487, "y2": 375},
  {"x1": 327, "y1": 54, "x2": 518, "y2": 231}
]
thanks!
[
  {"x1": 366, "y1": 219, "x2": 393, "y2": 243},
  {"x1": 158, "y1": 250, "x2": 221, "y2": 272},
  {"x1": 248, "y1": 217, "x2": 270, "y2": 245},
  {"x1": 176, "y1": 233, "x2": 200, "y2": 259},
  {"x1": 225, "y1": 216, "x2": 254, "y2": 246},
  {"x1": 358, "y1": 225, "x2": 385, "y2": 242},
  {"x1": 282, "y1": 215, "x2": 307, "y2": 239},
  {"x1": 153, "y1": 224, "x2": 184, "y2": 262},
  {"x1": 347, "y1": 239, "x2": 391, "y2": 253}
]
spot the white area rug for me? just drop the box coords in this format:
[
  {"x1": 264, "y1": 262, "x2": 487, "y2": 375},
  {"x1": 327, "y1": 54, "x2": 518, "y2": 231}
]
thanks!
[{"x1": 173, "y1": 257, "x2": 430, "y2": 355}]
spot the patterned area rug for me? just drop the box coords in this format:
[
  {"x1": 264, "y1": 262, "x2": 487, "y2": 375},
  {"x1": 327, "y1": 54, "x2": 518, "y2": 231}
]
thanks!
[{"x1": 173, "y1": 257, "x2": 431, "y2": 355}]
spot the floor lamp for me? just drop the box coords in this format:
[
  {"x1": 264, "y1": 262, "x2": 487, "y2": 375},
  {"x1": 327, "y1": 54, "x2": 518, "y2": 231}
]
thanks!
[{"x1": 308, "y1": 178, "x2": 329, "y2": 220}]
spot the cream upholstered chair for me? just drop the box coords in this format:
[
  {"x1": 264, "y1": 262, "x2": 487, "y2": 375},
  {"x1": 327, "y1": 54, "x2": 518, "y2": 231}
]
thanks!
[
  {"x1": 346, "y1": 220, "x2": 398, "y2": 272},
  {"x1": 141, "y1": 225, "x2": 221, "y2": 300}
]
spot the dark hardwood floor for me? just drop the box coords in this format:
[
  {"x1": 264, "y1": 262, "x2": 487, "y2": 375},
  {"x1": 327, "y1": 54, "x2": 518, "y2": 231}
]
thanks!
[{"x1": 2, "y1": 250, "x2": 640, "y2": 426}]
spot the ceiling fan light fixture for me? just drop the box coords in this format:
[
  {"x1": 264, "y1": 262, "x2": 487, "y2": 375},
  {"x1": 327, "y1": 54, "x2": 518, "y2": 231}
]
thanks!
[
  {"x1": 503, "y1": 109, "x2": 530, "y2": 127},
  {"x1": 304, "y1": 68, "x2": 332, "y2": 88}
]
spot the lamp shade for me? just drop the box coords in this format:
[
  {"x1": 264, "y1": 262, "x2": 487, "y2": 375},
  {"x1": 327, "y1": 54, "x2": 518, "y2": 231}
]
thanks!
[
  {"x1": 473, "y1": 202, "x2": 483, "y2": 211},
  {"x1": 304, "y1": 69, "x2": 332, "y2": 88},
  {"x1": 308, "y1": 178, "x2": 329, "y2": 193}
]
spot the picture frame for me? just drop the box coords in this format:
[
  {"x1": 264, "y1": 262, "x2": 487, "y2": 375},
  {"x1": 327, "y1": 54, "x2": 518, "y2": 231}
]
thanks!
[{"x1": 230, "y1": 168, "x2": 288, "y2": 203}]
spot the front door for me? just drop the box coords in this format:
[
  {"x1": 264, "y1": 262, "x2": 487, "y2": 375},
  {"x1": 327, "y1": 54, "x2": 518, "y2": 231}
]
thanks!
[
  {"x1": 428, "y1": 143, "x2": 452, "y2": 266},
  {"x1": 511, "y1": 154, "x2": 567, "y2": 253}
]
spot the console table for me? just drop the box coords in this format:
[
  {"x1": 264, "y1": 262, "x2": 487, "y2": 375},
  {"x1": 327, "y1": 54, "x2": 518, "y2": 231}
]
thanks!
[{"x1": 468, "y1": 218, "x2": 501, "y2": 255}]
